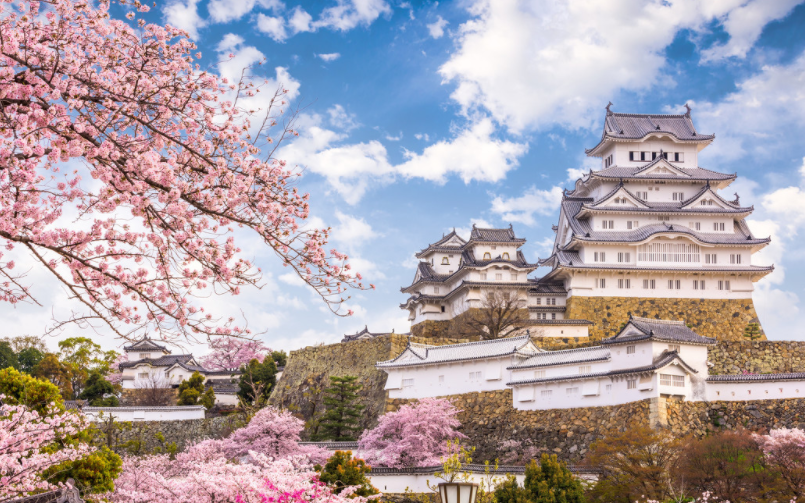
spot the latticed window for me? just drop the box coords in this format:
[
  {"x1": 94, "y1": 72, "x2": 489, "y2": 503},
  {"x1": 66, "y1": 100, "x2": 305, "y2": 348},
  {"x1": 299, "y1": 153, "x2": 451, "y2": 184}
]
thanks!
[
  {"x1": 638, "y1": 242, "x2": 700, "y2": 263},
  {"x1": 660, "y1": 374, "x2": 685, "y2": 387},
  {"x1": 402, "y1": 379, "x2": 414, "y2": 388}
]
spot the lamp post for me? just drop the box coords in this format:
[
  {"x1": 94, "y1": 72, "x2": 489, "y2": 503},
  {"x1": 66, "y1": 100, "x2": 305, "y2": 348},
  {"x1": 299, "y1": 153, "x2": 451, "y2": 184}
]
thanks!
[{"x1": 437, "y1": 482, "x2": 479, "y2": 503}]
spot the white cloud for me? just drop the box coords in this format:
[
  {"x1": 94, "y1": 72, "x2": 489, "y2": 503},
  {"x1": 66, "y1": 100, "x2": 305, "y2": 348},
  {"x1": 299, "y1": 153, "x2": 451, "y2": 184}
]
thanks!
[
  {"x1": 163, "y1": 0, "x2": 206, "y2": 39},
  {"x1": 427, "y1": 15, "x2": 449, "y2": 38},
  {"x1": 256, "y1": 14, "x2": 288, "y2": 42},
  {"x1": 438, "y1": 0, "x2": 802, "y2": 133},
  {"x1": 207, "y1": 0, "x2": 284, "y2": 24},
  {"x1": 288, "y1": 6, "x2": 314, "y2": 33},
  {"x1": 327, "y1": 104, "x2": 360, "y2": 131},
  {"x1": 314, "y1": 0, "x2": 391, "y2": 31},
  {"x1": 700, "y1": 0, "x2": 803, "y2": 62},
  {"x1": 331, "y1": 212, "x2": 378, "y2": 251},
  {"x1": 279, "y1": 272, "x2": 306, "y2": 287},
  {"x1": 692, "y1": 51, "x2": 805, "y2": 161},
  {"x1": 490, "y1": 185, "x2": 564, "y2": 226},
  {"x1": 414, "y1": 133, "x2": 430, "y2": 141},
  {"x1": 317, "y1": 52, "x2": 341, "y2": 62},
  {"x1": 280, "y1": 115, "x2": 527, "y2": 204},
  {"x1": 385, "y1": 132, "x2": 403, "y2": 141}
]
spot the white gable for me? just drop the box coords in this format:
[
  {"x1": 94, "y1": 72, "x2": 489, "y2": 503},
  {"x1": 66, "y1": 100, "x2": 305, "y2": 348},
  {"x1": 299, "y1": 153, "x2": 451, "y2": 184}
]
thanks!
[
  {"x1": 682, "y1": 188, "x2": 732, "y2": 210},
  {"x1": 636, "y1": 159, "x2": 690, "y2": 178}
]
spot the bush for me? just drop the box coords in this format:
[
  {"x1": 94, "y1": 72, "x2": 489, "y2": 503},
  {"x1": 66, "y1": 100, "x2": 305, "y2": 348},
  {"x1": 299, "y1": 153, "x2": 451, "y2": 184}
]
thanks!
[
  {"x1": 495, "y1": 453, "x2": 585, "y2": 503},
  {"x1": 317, "y1": 450, "x2": 378, "y2": 498},
  {"x1": 80, "y1": 372, "x2": 119, "y2": 406},
  {"x1": 177, "y1": 372, "x2": 206, "y2": 406},
  {"x1": 0, "y1": 367, "x2": 64, "y2": 413}
]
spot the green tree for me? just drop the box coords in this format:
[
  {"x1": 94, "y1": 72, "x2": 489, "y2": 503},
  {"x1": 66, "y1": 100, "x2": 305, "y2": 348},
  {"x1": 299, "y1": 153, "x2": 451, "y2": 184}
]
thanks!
[
  {"x1": 79, "y1": 371, "x2": 119, "y2": 406},
  {"x1": 0, "y1": 367, "x2": 64, "y2": 413},
  {"x1": 200, "y1": 386, "x2": 216, "y2": 410},
  {"x1": 1, "y1": 335, "x2": 48, "y2": 353},
  {"x1": 495, "y1": 454, "x2": 585, "y2": 503},
  {"x1": 32, "y1": 353, "x2": 74, "y2": 399},
  {"x1": 58, "y1": 337, "x2": 119, "y2": 398},
  {"x1": 0, "y1": 340, "x2": 19, "y2": 370},
  {"x1": 317, "y1": 450, "x2": 378, "y2": 497},
  {"x1": 272, "y1": 349, "x2": 288, "y2": 368},
  {"x1": 237, "y1": 358, "x2": 278, "y2": 405},
  {"x1": 177, "y1": 371, "x2": 206, "y2": 405},
  {"x1": 313, "y1": 375, "x2": 364, "y2": 441},
  {"x1": 17, "y1": 346, "x2": 44, "y2": 374},
  {"x1": 743, "y1": 322, "x2": 763, "y2": 341}
]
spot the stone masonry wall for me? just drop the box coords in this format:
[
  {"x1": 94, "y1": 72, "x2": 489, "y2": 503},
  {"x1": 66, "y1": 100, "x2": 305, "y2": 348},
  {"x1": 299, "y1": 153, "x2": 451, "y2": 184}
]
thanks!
[
  {"x1": 666, "y1": 398, "x2": 805, "y2": 436},
  {"x1": 708, "y1": 341, "x2": 805, "y2": 374},
  {"x1": 565, "y1": 296, "x2": 764, "y2": 341},
  {"x1": 386, "y1": 390, "x2": 653, "y2": 463},
  {"x1": 95, "y1": 416, "x2": 235, "y2": 454}
]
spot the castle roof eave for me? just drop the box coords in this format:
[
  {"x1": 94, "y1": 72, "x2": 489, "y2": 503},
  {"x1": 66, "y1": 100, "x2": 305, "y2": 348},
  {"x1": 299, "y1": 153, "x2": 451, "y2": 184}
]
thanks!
[{"x1": 585, "y1": 134, "x2": 715, "y2": 157}]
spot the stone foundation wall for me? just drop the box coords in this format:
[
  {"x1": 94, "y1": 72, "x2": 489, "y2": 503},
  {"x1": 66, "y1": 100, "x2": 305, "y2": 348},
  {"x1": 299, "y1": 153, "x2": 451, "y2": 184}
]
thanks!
[
  {"x1": 94, "y1": 416, "x2": 235, "y2": 454},
  {"x1": 666, "y1": 398, "x2": 805, "y2": 436},
  {"x1": 386, "y1": 390, "x2": 652, "y2": 463},
  {"x1": 707, "y1": 341, "x2": 805, "y2": 374},
  {"x1": 565, "y1": 296, "x2": 764, "y2": 341}
]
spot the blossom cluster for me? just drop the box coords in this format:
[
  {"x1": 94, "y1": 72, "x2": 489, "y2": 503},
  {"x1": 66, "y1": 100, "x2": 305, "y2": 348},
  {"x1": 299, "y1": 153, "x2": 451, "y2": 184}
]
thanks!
[{"x1": 0, "y1": 0, "x2": 368, "y2": 343}]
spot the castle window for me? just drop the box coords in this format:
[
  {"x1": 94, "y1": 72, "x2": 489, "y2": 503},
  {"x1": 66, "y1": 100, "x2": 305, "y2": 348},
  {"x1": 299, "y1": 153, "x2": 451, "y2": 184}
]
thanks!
[
  {"x1": 536, "y1": 298, "x2": 541, "y2": 305},
  {"x1": 617, "y1": 252, "x2": 630, "y2": 263},
  {"x1": 638, "y1": 191, "x2": 648, "y2": 200},
  {"x1": 605, "y1": 384, "x2": 612, "y2": 392},
  {"x1": 618, "y1": 278, "x2": 630, "y2": 289},
  {"x1": 495, "y1": 273, "x2": 503, "y2": 280},
  {"x1": 511, "y1": 273, "x2": 518, "y2": 281},
  {"x1": 604, "y1": 154, "x2": 613, "y2": 168},
  {"x1": 672, "y1": 192, "x2": 684, "y2": 201},
  {"x1": 627, "y1": 345, "x2": 636, "y2": 354},
  {"x1": 594, "y1": 252, "x2": 606, "y2": 262},
  {"x1": 438, "y1": 375, "x2": 445, "y2": 383},
  {"x1": 669, "y1": 344, "x2": 681, "y2": 352},
  {"x1": 602, "y1": 220, "x2": 614, "y2": 229},
  {"x1": 718, "y1": 280, "x2": 731, "y2": 291},
  {"x1": 550, "y1": 298, "x2": 556, "y2": 306},
  {"x1": 483, "y1": 252, "x2": 492, "y2": 260},
  {"x1": 551, "y1": 313, "x2": 556, "y2": 320},
  {"x1": 579, "y1": 365, "x2": 591, "y2": 374},
  {"x1": 469, "y1": 371, "x2": 482, "y2": 380},
  {"x1": 627, "y1": 379, "x2": 637, "y2": 389},
  {"x1": 139, "y1": 353, "x2": 150, "y2": 360},
  {"x1": 668, "y1": 279, "x2": 681, "y2": 289},
  {"x1": 626, "y1": 220, "x2": 639, "y2": 230},
  {"x1": 674, "y1": 152, "x2": 684, "y2": 162},
  {"x1": 541, "y1": 390, "x2": 552, "y2": 397},
  {"x1": 598, "y1": 278, "x2": 606, "y2": 288},
  {"x1": 660, "y1": 374, "x2": 685, "y2": 387},
  {"x1": 138, "y1": 372, "x2": 149, "y2": 379},
  {"x1": 502, "y1": 252, "x2": 510, "y2": 260},
  {"x1": 402, "y1": 378, "x2": 414, "y2": 388},
  {"x1": 535, "y1": 370, "x2": 546, "y2": 378},
  {"x1": 705, "y1": 253, "x2": 717, "y2": 264},
  {"x1": 629, "y1": 151, "x2": 638, "y2": 161},
  {"x1": 566, "y1": 387, "x2": 579, "y2": 395},
  {"x1": 643, "y1": 279, "x2": 656, "y2": 289},
  {"x1": 714, "y1": 222, "x2": 725, "y2": 231},
  {"x1": 440, "y1": 306, "x2": 445, "y2": 313},
  {"x1": 730, "y1": 254, "x2": 742, "y2": 264},
  {"x1": 693, "y1": 280, "x2": 705, "y2": 290},
  {"x1": 480, "y1": 273, "x2": 487, "y2": 280},
  {"x1": 638, "y1": 242, "x2": 700, "y2": 263},
  {"x1": 434, "y1": 287, "x2": 440, "y2": 294},
  {"x1": 441, "y1": 257, "x2": 449, "y2": 265}
]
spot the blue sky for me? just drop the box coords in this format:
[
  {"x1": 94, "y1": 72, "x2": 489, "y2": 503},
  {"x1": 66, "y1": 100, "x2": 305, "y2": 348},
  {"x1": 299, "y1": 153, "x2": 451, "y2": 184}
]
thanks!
[{"x1": 9, "y1": 0, "x2": 805, "y2": 354}]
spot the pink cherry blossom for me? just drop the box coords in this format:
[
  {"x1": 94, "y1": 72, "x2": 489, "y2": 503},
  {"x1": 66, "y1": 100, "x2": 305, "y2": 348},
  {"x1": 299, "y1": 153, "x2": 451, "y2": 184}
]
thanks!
[
  {"x1": 200, "y1": 337, "x2": 271, "y2": 370},
  {"x1": 0, "y1": 0, "x2": 366, "y2": 345},
  {"x1": 358, "y1": 398, "x2": 466, "y2": 468}
]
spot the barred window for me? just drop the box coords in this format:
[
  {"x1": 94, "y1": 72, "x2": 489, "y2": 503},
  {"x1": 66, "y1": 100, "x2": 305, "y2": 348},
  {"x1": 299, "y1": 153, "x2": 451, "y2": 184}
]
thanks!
[
  {"x1": 402, "y1": 378, "x2": 414, "y2": 388},
  {"x1": 627, "y1": 379, "x2": 637, "y2": 389},
  {"x1": 638, "y1": 242, "x2": 700, "y2": 263}
]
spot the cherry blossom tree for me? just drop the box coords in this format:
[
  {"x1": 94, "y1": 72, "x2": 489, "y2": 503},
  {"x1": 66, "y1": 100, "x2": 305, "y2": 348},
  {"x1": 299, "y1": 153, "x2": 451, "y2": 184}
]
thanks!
[
  {"x1": 0, "y1": 0, "x2": 370, "y2": 345},
  {"x1": 106, "y1": 353, "x2": 128, "y2": 385},
  {"x1": 755, "y1": 427, "x2": 805, "y2": 497},
  {"x1": 200, "y1": 337, "x2": 269, "y2": 370},
  {"x1": 358, "y1": 398, "x2": 466, "y2": 468},
  {"x1": 0, "y1": 397, "x2": 92, "y2": 500}
]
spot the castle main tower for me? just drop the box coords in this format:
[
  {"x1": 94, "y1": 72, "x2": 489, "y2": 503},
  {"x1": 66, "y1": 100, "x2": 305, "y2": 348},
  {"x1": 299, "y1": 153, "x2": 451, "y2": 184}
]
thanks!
[{"x1": 536, "y1": 105, "x2": 773, "y2": 340}]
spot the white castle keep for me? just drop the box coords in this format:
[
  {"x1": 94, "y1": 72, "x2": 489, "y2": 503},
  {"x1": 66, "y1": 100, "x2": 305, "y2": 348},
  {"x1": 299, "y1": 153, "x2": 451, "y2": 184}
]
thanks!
[{"x1": 400, "y1": 106, "x2": 773, "y2": 340}]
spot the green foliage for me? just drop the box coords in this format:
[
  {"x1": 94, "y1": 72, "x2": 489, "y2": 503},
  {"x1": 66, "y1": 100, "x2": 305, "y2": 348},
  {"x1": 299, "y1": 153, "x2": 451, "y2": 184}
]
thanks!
[
  {"x1": 17, "y1": 347, "x2": 44, "y2": 374},
  {"x1": 80, "y1": 372, "x2": 119, "y2": 406},
  {"x1": 0, "y1": 366, "x2": 64, "y2": 413},
  {"x1": 272, "y1": 350, "x2": 288, "y2": 367},
  {"x1": 494, "y1": 454, "x2": 585, "y2": 503},
  {"x1": 743, "y1": 322, "x2": 763, "y2": 341},
  {"x1": 57, "y1": 337, "x2": 119, "y2": 398},
  {"x1": 200, "y1": 386, "x2": 216, "y2": 410},
  {"x1": 177, "y1": 371, "x2": 206, "y2": 405},
  {"x1": 1, "y1": 335, "x2": 48, "y2": 353},
  {"x1": 237, "y1": 358, "x2": 277, "y2": 404},
  {"x1": 317, "y1": 450, "x2": 379, "y2": 497},
  {"x1": 0, "y1": 340, "x2": 19, "y2": 370},
  {"x1": 32, "y1": 353, "x2": 74, "y2": 399},
  {"x1": 312, "y1": 375, "x2": 364, "y2": 441},
  {"x1": 43, "y1": 446, "x2": 122, "y2": 496}
]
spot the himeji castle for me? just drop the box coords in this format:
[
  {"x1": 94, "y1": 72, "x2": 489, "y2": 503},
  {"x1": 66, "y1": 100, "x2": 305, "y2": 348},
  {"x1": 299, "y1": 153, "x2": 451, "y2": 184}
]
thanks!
[{"x1": 401, "y1": 105, "x2": 774, "y2": 342}]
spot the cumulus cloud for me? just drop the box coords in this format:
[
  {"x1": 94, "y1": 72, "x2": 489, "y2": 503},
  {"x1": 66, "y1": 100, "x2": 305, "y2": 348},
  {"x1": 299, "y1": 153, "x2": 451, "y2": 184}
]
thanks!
[
  {"x1": 207, "y1": 0, "x2": 284, "y2": 24},
  {"x1": 256, "y1": 14, "x2": 288, "y2": 41},
  {"x1": 438, "y1": 0, "x2": 802, "y2": 133},
  {"x1": 314, "y1": 0, "x2": 391, "y2": 31},
  {"x1": 288, "y1": 6, "x2": 314, "y2": 34},
  {"x1": 163, "y1": 0, "x2": 206, "y2": 39},
  {"x1": 427, "y1": 16, "x2": 448, "y2": 38},
  {"x1": 279, "y1": 115, "x2": 527, "y2": 204},
  {"x1": 489, "y1": 186, "x2": 564, "y2": 226},
  {"x1": 317, "y1": 52, "x2": 341, "y2": 62}
]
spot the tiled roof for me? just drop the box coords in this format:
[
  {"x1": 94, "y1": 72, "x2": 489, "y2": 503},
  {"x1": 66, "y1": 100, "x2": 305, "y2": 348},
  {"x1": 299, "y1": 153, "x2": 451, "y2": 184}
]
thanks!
[
  {"x1": 707, "y1": 373, "x2": 805, "y2": 383},
  {"x1": 365, "y1": 464, "x2": 598, "y2": 475},
  {"x1": 589, "y1": 165, "x2": 735, "y2": 182},
  {"x1": 207, "y1": 381, "x2": 239, "y2": 394},
  {"x1": 508, "y1": 350, "x2": 697, "y2": 386},
  {"x1": 508, "y1": 345, "x2": 610, "y2": 370},
  {"x1": 521, "y1": 319, "x2": 594, "y2": 326},
  {"x1": 462, "y1": 249, "x2": 537, "y2": 269},
  {"x1": 299, "y1": 441, "x2": 360, "y2": 450},
  {"x1": 123, "y1": 338, "x2": 168, "y2": 352},
  {"x1": 602, "y1": 316, "x2": 717, "y2": 346},
  {"x1": 560, "y1": 198, "x2": 769, "y2": 247},
  {"x1": 470, "y1": 225, "x2": 526, "y2": 243},
  {"x1": 342, "y1": 326, "x2": 409, "y2": 343},
  {"x1": 528, "y1": 283, "x2": 567, "y2": 295},
  {"x1": 377, "y1": 334, "x2": 535, "y2": 368},
  {"x1": 582, "y1": 183, "x2": 751, "y2": 215},
  {"x1": 416, "y1": 230, "x2": 468, "y2": 257},
  {"x1": 119, "y1": 354, "x2": 195, "y2": 369},
  {"x1": 586, "y1": 109, "x2": 714, "y2": 155},
  {"x1": 528, "y1": 306, "x2": 567, "y2": 313}
]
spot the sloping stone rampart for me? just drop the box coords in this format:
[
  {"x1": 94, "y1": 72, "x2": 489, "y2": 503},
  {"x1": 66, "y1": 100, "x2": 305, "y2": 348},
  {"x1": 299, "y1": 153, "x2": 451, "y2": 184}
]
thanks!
[
  {"x1": 95, "y1": 416, "x2": 234, "y2": 453},
  {"x1": 707, "y1": 341, "x2": 805, "y2": 374},
  {"x1": 666, "y1": 398, "x2": 805, "y2": 435},
  {"x1": 565, "y1": 296, "x2": 764, "y2": 341}
]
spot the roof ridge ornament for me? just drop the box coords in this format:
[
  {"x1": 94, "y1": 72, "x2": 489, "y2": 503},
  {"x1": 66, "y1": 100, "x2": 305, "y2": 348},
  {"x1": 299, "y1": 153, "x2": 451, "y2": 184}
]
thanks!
[
  {"x1": 684, "y1": 103, "x2": 691, "y2": 117},
  {"x1": 605, "y1": 102, "x2": 613, "y2": 115}
]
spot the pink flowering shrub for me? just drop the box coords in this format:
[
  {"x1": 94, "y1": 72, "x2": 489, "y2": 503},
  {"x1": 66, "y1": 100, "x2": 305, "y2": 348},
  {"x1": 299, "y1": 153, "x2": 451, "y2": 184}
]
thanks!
[
  {"x1": 201, "y1": 337, "x2": 271, "y2": 370},
  {"x1": 755, "y1": 428, "x2": 805, "y2": 497},
  {"x1": 0, "y1": 397, "x2": 92, "y2": 500},
  {"x1": 106, "y1": 353, "x2": 128, "y2": 385},
  {"x1": 0, "y1": 0, "x2": 370, "y2": 343},
  {"x1": 358, "y1": 398, "x2": 466, "y2": 468}
]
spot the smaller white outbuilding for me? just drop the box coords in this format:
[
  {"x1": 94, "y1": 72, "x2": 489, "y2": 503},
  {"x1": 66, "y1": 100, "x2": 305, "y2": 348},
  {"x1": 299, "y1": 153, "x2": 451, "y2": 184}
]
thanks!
[{"x1": 378, "y1": 316, "x2": 805, "y2": 411}]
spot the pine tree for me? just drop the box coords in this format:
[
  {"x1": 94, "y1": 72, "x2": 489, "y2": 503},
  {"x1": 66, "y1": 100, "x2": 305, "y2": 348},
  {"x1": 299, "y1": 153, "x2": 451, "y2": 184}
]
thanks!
[
  {"x1": 743, "y1": 322, "x2": 762, "y2": 341},
  {"x1": 495, "y1": 453, "x2": 585, "y2": 503},
  {"x1": 177, "y1": 371, "x2": 206, "y2": 405},
  {"x1": 313, "y1": 375, "x2": 364, "y2": 441}
]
